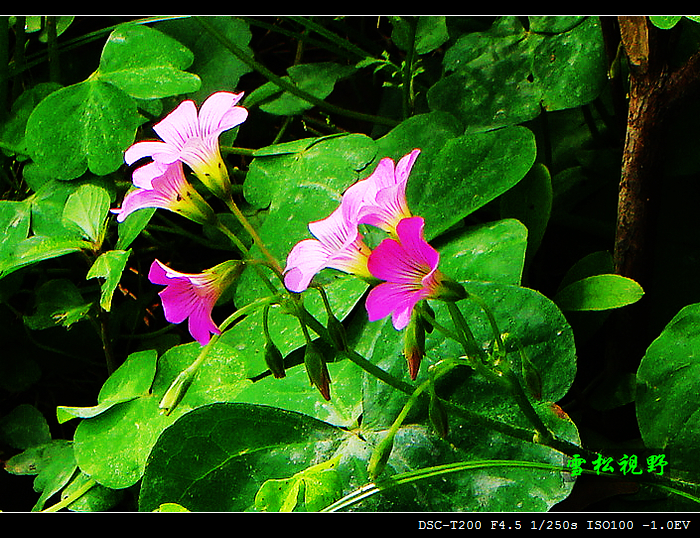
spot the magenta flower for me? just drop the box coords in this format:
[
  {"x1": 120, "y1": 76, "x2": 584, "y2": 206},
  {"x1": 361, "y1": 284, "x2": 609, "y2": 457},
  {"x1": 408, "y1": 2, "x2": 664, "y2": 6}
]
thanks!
[
  {"x1": 113, "y1": 161, "x2": 215, "y2": 225},
  {"x1": 149, "y1": 259, "x2": 241, "y2": 346},
  {"x1": 125, "y1": 91, "x2": 248, "y2": 200},
  {"x1": 365, "y1": 216, "x2": 444, "y2": 330},
  {"x1": 344, "y1": 149, "x2": 420, "y2": 236},
  {"x1": 283, "y1": 196, "x2": 373, "y2": 293}
]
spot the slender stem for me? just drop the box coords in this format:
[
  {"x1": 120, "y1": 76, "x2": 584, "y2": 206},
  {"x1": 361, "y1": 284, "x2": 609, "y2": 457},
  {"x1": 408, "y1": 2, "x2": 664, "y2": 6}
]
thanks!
[
  {"x1": 402, "y1": 16, "x2": 418, "y2": 120},
  {"x1": 447, "y1": 301, "x2": 554, "y2": 445},
  {"x1": 222, "y1": 195, "x2": 282, "y2": 274},
  {"x1": 41, "y1": 477, "x2": 97, "y2": 512},
  {"x1": 467, "y1": 293, "x2": 506, "y2": 358},
  {"x1": 212, "y1": 214, "x2": 281, "y2": 295},
  {"x1": 46, "y1": 16, "x2": 60, "y2": 83},
  {"x1": 194, "y1": 16, "x2": 398, "y2": 128}
]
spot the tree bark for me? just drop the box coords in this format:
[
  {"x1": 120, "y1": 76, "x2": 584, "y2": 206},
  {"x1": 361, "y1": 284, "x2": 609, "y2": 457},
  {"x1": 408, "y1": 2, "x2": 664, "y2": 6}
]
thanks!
[{"x1": 614, "y1": 17, "x2": 700, "y2": 283}]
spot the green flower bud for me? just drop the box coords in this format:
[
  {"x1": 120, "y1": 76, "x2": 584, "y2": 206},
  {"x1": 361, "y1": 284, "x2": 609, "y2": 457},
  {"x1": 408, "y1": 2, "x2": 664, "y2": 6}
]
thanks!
[
  {"x1": 326, "y1": 313, "x2": 348, "y2": 352},
  {"x1": 403, "y1": 308, "x2": 426, "y2": 380},
  {"x1": 428, "y1": 393, "x2": 449, "y2": 438},
  {"x1": 264, "y1": 340, "x2": 286, "y2": 379},
  {"x1": 434, "y1": 274, "x2": 468, "y2": 303},
  {"x1": 367, "y1": 432, "x2": 395, "y2": 481},
  {"x1": 304, "y1": 341, "x2": 331, "y2": 401}
]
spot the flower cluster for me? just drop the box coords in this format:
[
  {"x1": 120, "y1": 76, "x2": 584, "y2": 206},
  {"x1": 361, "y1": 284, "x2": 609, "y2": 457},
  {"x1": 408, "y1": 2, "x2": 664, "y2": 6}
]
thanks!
[
  {"x1": 114, "y1": 92, "x2": 249, "y2": 345},
  {"x1": 284, "y1": 149, "x2": 465, "y2": 378}
]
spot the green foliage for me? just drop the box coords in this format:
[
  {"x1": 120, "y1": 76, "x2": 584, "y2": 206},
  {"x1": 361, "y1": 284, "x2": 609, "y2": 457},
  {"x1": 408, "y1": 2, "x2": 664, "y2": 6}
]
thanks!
[{"x1": 1, "y1": 15, "x2": 696, "y2": 514}]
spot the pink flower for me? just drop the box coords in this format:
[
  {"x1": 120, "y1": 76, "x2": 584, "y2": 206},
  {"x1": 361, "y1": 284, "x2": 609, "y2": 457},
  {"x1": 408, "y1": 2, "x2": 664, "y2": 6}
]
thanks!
[
  {"x1": 365, "y1": 216, "x2": 443, "y2": 330},
  {"x1": 344, "y1": 149, "x2": 420, "y2": 236},
  {"x1": 149, "y1": 258, "x2": 241, "y2": 346},
  {"x1": 283, "y1": 196, "x2": 372, "y2": 293},
  {"x1": 125, "y1": 91, "x2": 248, "y2": 199},
  {"x1": 113, "y1": 161, "x2": 214, "y2": 224}
]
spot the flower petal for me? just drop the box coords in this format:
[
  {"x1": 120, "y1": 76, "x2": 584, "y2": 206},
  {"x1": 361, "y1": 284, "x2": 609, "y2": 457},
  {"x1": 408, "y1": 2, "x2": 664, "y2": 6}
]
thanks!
[
  {"x1": 153, "y1": 100, "x2": 200, "y2": 149},
  {"x1": 366, "y1": 281, "x2": 425, "y2": 330},
  {"x1": 198, "y1": 91, "x2": 248, "y2": 137},
  {"x1": 283, "y1": 239, "x2": 334, "y2": 292},
  {"x1": 124, "y1": 140, "x2": 179, "y2": 167}
]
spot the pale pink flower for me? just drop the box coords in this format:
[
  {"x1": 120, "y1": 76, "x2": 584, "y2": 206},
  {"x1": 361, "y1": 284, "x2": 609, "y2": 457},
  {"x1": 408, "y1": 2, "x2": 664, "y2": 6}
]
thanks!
[
  {"x1": 343, "y1": 149, "x2": 420, "y2": 236},
  {"x1": 113, "y1": 161, "x2": 214, "y2": 224},
  {"x1": 283, "y1": 194, "x2": 372, "y2": 293},
  {"x1": 125, "y1": 91, "x2": 248, "y2": 199}
]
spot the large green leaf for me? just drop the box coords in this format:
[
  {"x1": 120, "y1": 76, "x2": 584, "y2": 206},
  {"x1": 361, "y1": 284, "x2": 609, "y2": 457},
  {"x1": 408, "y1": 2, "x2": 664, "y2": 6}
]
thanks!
[
  {"x1": 71, "y1": 341, "x2": 250, "y2": 489},
  {"x1": 409, "y1": 126, "x2": 537, "y2": 239},
  {"x1": 25, "y1": 23, "x2": 202, "y2": 180},
  {"x1": 156, "y1": 17, "x2": 253, "y2": 104},
  {"x1": 637, "y1": 303, "x2": 700, "y2": 475},
  {"x1": 429, "y1": 16, "x2": 606, "y2": 131},
  {"x1": 96, "y1": 23, "x2": 201, "y2": 99},
  {"x1": 138, "y1": 402, "x2": 347, "y2": 512},
  {"x1": 25, "y1": 80, "x2": 142, "y2": 180}
]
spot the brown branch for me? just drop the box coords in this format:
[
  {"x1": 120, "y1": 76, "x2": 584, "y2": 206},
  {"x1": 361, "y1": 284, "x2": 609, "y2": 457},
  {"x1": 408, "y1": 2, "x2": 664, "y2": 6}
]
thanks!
[{"x1": 613, "y1": 17, "x2": 700, "y2": 283}]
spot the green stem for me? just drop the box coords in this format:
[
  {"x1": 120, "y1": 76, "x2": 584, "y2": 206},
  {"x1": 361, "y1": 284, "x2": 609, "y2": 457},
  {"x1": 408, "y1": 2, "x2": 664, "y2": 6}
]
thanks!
[
  {"x1": 212, "y1": 215, "x2": 281, "y2": 296},
  {"x1": 222, "y1": 195, "x2": 283, "y2": 274},
  {"x1": 467, "y1": 293, "x2": 506, "y2": 357},
  {"x1": 46, "y1": 16, "x2": 60, "y2": 83},
  {"x1": 402, "y1": 16, "x2": 418, "y2": 120},
  {"x1": 447, "y1": 301, "x2": 553, "y2": 445},
  {"x1": 194, "y1": 16, "x2": 399, "y2": 129},
  {"x1": 287, "y1": 16, "x2": 371, "y2": 60},
  {"x1": 41, "y1": 477, "x2": 97, "y2": 512}
]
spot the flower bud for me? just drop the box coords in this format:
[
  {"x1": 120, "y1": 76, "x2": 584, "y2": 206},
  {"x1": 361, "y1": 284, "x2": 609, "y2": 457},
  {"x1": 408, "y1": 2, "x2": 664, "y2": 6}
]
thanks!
[
  {"x1": 367, "y1": 432, "x2": 395, "y2": 480},
  {"x1": 403, "y1": 308, "x2": 426, "y2": 380},
  {"x1": 304, "y1": 341, "x2": 331, "y2": 401},
  {"x1": 326, "y1": 313, "x2": 348, "y2": 352},
  {"x1": 264, "y1": 340, "x2": 286, "y2": 379},
  {"x1": 428, "y1": 393, "x2": 449, "y2": 438},
  {"x1": 434, "y1": 273, "x2": 468, "y2": 303}
]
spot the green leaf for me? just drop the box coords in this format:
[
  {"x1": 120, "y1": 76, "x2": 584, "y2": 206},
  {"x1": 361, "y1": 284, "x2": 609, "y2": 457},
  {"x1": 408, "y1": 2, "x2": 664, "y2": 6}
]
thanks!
[
  {"x1": 23, "y1": 279, "x2": 92, "y2": 330},
  {"x1": 0, "y1": 404, "x2": 52, "y2": 450},
  {"x1": 71, "y1": 341, "x2": 250, "y2": 489},
  {"x1": 156, "y1": 16, "x2": 253, "y2": 103},
  {"x1": 62, "y1": 184, "x2": 111, "y2": 245},
  {"x1": 0, "y1": 236, "x2": 92, "y2": 279},
  {"x1": 115, "y1": 207, "x2": 156, "y2": 250},
  {"x1": 390, "y1": 16, "x2": 449, "y2": 55},
  {"x1": 500, "y1": 163, "x2": 552, "y2": 261},
  {"x1": 0, "y1": 200, "x2": 31, "y2": 277},
  {"x1": 254, "y1": 454, "x2": 343, "y2": 511},
  {"x1": 4, "y1": 439, "x2": 77, "y2": 511},
  {"x1": 410, "y1": 126, "x2": 537, "y2": 240},
  {"x1": 138, "y1": 403, "x2": 347, "y2": 512},
  {"x1": 25, "y1": 80, "x2": 142, "y2": 180},
  {"x1": 250, "y1": 62, "x2": 355, "y2": 116},
  {"x1": 96, "y1": 23, "x2": 201, "y2": 99},
  {"x1": 637, "y1": 303, "x2": 700, "y2": 474},
  {"x1": 649, "y1": 16, "x2": 682, "y2": 30},
  {"x1": 430, "y1": 16, "x2": 606, "y2": 131},
  {"x1": 56, "y1": 349, "x2": 157, "y2": 424},
  {"x1": 86, "y1": 249, "x2": 131, "y2": 311},
  {"x1": 554, "y1": 274, "x2": 644, "y2": 311}
]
